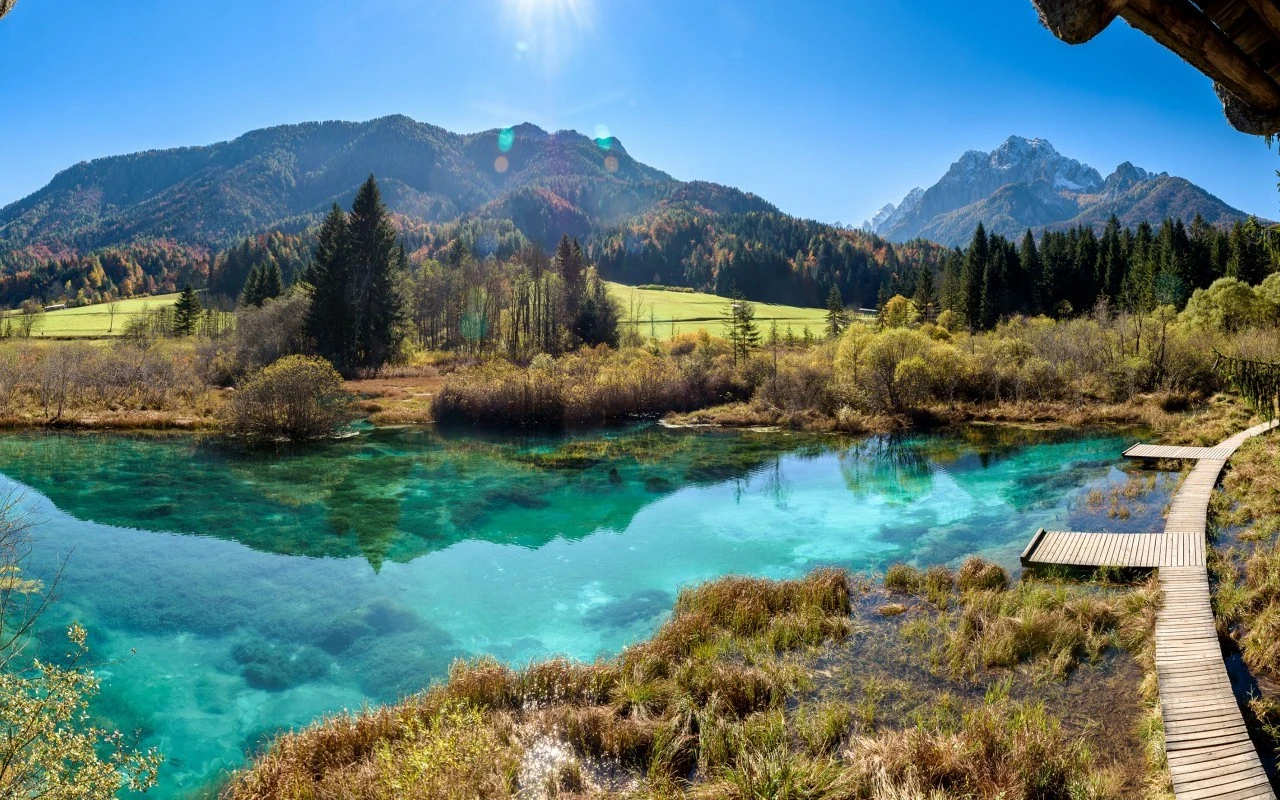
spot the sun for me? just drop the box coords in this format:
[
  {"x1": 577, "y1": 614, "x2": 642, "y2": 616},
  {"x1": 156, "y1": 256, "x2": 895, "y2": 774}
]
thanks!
[
  {"x1": 505, "y1": 0, "x2": 594, "y2": 72},
  {"x1": 508, "y1": 0, "x2": 591, "y2": 25}
]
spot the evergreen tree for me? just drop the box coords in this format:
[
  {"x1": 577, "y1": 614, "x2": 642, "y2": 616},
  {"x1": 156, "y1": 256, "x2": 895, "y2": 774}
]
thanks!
[
  {"x1": 1018, "y1": 230, "x2": 1041, "y2": 314},
  {"x1": 556, "y1": 235, "x2": 586, "y2": 333},
  {"x1": 825, "y1": 284, "x2": 848, "y2": 338},
  {"x1": 346, "y1": 176, "x2": 407, "y2": 370},
  {"x1": 979, "y1": 243, "x2": 1005, "y2": 330},
  {"x1": 307, "y1": 203, "x2": 354, "y2": 369},
  {"x1": 723, "y1": 289, "x2": 760, "y2": 365},
  {"x1": 240, "y1": 265, "x2": 264, "y2": 307},
  {"x1": 1228, "y1": 217, "x2": 1269, "y2": 285},
  {"x1": 172, "y1": 284, "x2": 202, "y2": 336},
  {"x1": 261, "y1": 260, "x2": 284, "y2": 303},
  {"x1": 962, "y1": 223, "x2": 988, "y2": 330},
  {"x1": 573, "y1": 269, "x2": 621, "y2": 347},
  {"x1": 1098, "y1": 215, "x2": 1125, "y2": 302},
  {"x1": 912, "y1": 268, "x2": 937, "y2": 320}
]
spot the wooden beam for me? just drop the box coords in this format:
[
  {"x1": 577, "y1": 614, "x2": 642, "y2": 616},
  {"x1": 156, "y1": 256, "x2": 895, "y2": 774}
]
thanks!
[
  {"x1": 1031, "y1": 0, "x2": 1129, "y2": 43},
  {"x1": 0, "y1": 0, "x2": 16, "y2": 20},
  {"x1": 1240, "y1": 0, "x2": 1280, "y2": 45},
  {"x1": 1122, "y1": 0, "x2": 1280, "y2": 113}
]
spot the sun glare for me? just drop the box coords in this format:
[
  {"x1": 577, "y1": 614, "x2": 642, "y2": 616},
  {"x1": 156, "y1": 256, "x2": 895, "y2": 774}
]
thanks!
[{"x1": 505, "y1": 0, "x2": 594, "y2": 73}]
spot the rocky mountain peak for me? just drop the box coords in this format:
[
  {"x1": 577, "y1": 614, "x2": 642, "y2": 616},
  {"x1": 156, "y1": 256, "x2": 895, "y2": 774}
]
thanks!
[{"x1": 864, "y1": 136, "x2": 1246, "y2": 246}]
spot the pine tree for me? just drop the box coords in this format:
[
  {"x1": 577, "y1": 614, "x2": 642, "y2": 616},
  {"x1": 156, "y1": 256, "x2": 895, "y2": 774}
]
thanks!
[
  {"x1": 172, "y1": 284, "x2": 202, "y2": 336},
  {"x1": 723, "y1": 289, "x2": 760, "y2": 365},
  {"x1": 825, "y1": 284, "x2": 848, "y2": 338},
  {"x1": 912, "y1": 268, "x2": 937, "y2": 321},
  {"x1": 1018, "y1": 230, "x2": 1041, "y2": 314},
  {"x1": 963, "y1": 223, "x2": 988, "y2": 330},
  {"x1": 573, "y1": 269, "x2": 620, "y2": 347},
  {"x1": 240, "y1": 265, "x2": 264, "y2": 307},
  {"x1": 346, "y1": 176, "x2": 407, "y2": 370},
  {"x1": 261, "y1": 260, "x2": 284, "y2": 303},
  {"x1": 307, "y1": 203, "x2": 353, "y2": 369},
  {"x1": 979, "y1": 244, "x2": 1005, "y2": 330},
  {"x1": 1099, "y1": 215, "x2": 1125, "y2": 302}
]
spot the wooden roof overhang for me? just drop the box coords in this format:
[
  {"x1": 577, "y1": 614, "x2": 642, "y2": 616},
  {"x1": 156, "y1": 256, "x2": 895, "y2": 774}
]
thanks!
[
  {"x1": 1032, "y1": 0, "x2": 1280, "y2": 135},
  {"x1": 0, "y1": 1, "x2": 15, "y2": 21}
]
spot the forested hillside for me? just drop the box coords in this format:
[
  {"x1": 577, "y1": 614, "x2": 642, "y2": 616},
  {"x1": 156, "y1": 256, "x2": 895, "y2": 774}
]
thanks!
[{"x1": 0, "y1": 118, "x2": 1271, "y2": 315}]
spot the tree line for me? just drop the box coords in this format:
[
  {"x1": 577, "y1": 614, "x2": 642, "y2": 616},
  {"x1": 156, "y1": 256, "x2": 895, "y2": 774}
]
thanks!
[{"x1": 924, "y1": 215, "x2": 1277, "y2": 330}]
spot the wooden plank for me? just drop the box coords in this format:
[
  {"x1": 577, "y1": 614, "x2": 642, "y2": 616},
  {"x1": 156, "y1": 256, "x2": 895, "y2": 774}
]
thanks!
[
  {"x1": 1022, "y1": 420, "x2": 1280, "y2": 800},
  {"x1": 1019, "y1": 528, "x2": 1047, "y2": 565}
]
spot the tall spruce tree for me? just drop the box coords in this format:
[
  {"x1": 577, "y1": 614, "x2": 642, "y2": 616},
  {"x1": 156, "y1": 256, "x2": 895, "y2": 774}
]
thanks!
[
  {"x1": 962, "y1": 222, "x2": 988, "y2": 330},
  {"x1": 261, "y1": 260, "x2": 284, "y2": 303},
  {"x1": 307, "y1": 203, "x2": 354, "y2": 369},
  {"x1": 346, "y1": 176, "x2": 406, "y2": 370},
  {"x1": 825, "y1": 284, "x2": 848, "y2": 338},
  {"x1": 240, "y1": 265, "x2": 263, "y2": 307},
  {"x1": 173, "y1": 284, "x2": 202, "y2": 336},
  {"x1": 912, "y1": 267, "x2": 937, "y2": 320},
  {"x1": 556, "y1": 235, "x2": 586, "y2": 335},
  {"x1": 1018, "y1": 230, "x2": 1041, "y2": 314}
]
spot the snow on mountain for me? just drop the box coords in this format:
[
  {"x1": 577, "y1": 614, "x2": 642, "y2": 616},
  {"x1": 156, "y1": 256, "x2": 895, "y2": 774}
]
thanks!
[{"x1": 866, "y1": 136, "x2": 1245, "y2": 246}]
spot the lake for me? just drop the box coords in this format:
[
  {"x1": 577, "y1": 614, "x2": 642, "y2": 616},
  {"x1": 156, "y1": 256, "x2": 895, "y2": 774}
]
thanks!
[{"x1": 4, "y1": 424, "x2": 1170, "y2": 797}]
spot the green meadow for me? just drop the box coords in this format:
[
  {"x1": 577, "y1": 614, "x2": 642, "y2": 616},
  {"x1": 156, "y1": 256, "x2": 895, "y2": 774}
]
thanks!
[
  {"x1": 607, "y1": 281, "x2": 839, "y2": 339},
  {"x1": 17, "y1": 286, "x2": 837, "y2": 341},
  {"x1": 14, "y1": 293, "x2": 181, "y2": 338}
]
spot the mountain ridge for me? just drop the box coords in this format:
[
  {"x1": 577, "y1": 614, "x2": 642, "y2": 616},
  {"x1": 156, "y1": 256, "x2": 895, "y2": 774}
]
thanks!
[
  {"x1": 864, "y1": 135, "x2": 1251, "y2": 245},
  {"x1": 0, "y1": 115, "x2": 774, "y2": 253}
]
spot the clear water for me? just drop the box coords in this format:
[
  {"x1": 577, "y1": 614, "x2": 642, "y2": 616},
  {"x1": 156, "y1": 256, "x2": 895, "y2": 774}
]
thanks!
[{"x1": 2, "y1": 424, "x2": 1167, "y2": 798}]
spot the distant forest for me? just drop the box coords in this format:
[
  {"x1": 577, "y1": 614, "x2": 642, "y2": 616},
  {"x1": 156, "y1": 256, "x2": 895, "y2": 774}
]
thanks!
[{"x1": 0, "y1": 203, "x2": 1276, "y2": 332}]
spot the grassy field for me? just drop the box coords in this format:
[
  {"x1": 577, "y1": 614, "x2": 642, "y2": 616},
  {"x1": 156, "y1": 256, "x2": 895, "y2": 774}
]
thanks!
[
  {"x1": 11, "y1": 294, "x2": 181, "y2": 338},
  {"x1": 16, "y1": 284, "x2": 839, "y2": 340},
  {"x1": 607, "y1": 281, "x2": 835, "y2": 339}
]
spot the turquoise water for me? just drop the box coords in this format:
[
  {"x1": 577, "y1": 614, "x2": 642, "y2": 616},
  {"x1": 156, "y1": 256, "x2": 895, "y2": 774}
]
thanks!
[{"x1": 4, "y1": 425, "x2": 1167, "y2": 797}]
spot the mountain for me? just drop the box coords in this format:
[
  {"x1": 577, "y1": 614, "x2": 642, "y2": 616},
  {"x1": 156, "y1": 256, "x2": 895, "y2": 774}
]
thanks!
[
  {"x1": 0, "y1": 115, "x2": 776, "y2": 253},
  {"x1": 865, "y1": 136, "x2": 1251, "y2": 245},
  {"x1": 0, "y1": 116, "x2": 947, "y2": 311}
]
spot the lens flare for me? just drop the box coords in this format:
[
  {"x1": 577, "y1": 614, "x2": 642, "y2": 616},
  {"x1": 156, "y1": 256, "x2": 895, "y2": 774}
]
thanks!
[
  {"x1": 604, "y1": 155, "x2": 619, "y2": 173},
  {"x1": 498, "y1": 127, "x2": 515, "y2": 152},
  {"x1": 494, "y1": 156, "x2": 509, "y2": 173}
]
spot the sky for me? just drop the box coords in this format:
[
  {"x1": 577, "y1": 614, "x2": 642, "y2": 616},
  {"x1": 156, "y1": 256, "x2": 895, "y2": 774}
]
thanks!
[{"x1": 0, "y1": 0, "x2": 1277, "y2": 225}]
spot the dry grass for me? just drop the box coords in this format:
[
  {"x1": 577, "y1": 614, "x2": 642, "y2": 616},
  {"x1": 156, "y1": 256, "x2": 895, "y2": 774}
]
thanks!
[
  {"x1": 1208, "y1": 432, "x2": 1280, "y2": 676},
  {"x1": 223, "y1": 562, "x2": 1161, "y2": 800},
  {"x1": 885, "y1": 558, "x2": 1159, "y2": 681},
  {"x1": 347, "y1": 373, "x2": 446, "y2": 425}
]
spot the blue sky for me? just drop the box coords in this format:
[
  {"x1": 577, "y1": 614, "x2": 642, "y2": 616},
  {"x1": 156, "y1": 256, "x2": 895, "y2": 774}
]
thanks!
[{"x1": 0, "y1": 0, "x2": 1276, "y2": 225}]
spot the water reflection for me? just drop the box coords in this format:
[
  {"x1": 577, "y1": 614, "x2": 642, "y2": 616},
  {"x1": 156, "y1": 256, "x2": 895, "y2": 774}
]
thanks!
[{"x1": 0, "y1": 424, "x2": 1175, "y2": 798}]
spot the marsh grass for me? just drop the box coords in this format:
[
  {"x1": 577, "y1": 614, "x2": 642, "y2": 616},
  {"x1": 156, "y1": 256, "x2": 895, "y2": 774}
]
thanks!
[
  {"x1": 224, "y1": 563, "x2": 1159, "y2": 800},
  {"x1": 883, "y1": 558, "x2": 1158, "y2": 681},
  {"x1": 1208, "y1": 434, "x2": 1280, "y2": 676}
]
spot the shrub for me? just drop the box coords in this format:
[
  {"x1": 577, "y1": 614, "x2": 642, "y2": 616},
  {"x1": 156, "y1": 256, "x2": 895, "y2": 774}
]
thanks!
[
  {"x1": 957, "y1": 557, "x2": 1009, "y2": 592},
  {"x1": 883, "y1": 563, "x2": 920, "y2": 593},
  {"x1": 224, "y1": 355, "x2": 354, "y2": 442}
]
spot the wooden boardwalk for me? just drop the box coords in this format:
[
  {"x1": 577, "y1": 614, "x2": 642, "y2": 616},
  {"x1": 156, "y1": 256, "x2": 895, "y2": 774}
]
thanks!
[
  {"x1": 1021, "y1": 530, "x2": 1193, "y2": 568},
  {"x1": 1022, "y1": 420, "x2": 1279, "y2": 800}
]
